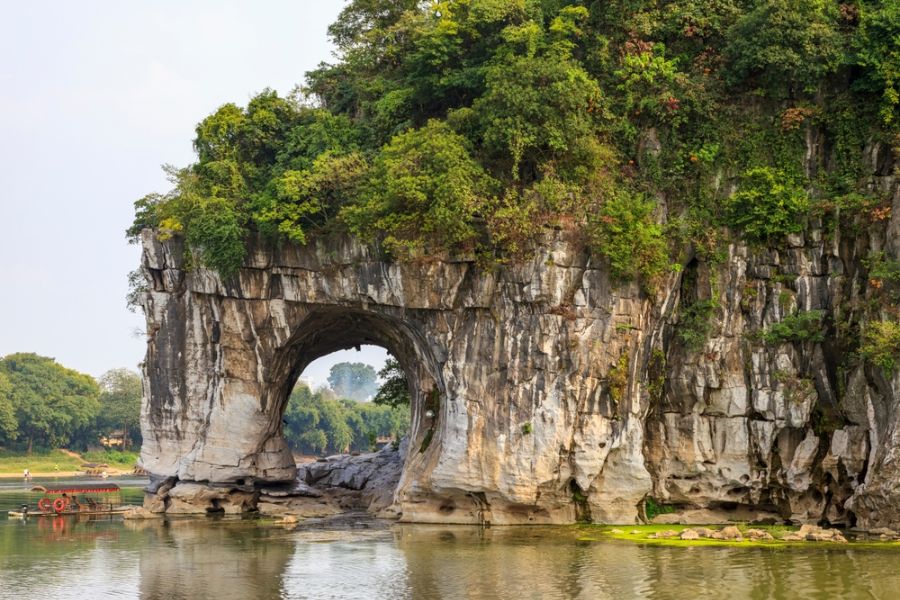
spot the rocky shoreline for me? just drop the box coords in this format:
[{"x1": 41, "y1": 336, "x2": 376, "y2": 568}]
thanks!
[
  {"x1": 600, "y1": 523, "x2": 900, "y2": 545},
  {"x1": 125, "y1": 443, "x2": 900, "y2": 547},
  {"x1": 131, "y1": 443, "x2": 405, "y2": 521}
]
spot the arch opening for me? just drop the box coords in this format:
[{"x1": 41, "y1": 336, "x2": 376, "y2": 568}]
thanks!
[
  {"x1": 284, "y1": 345, "x2": 407, "y2": 456},
  {"x1": 261, "y1": 308, "x2": 444, "y2": 512}
]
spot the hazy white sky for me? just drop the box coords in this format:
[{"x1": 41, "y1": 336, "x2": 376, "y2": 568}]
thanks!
[{"x1": 0, "y1": 1, "x2": 387, "y2": 384}]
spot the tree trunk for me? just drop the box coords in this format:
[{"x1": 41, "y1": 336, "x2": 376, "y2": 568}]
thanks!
[{"x1": 27, "y1": 435, "x2": 33, "y2": 456}]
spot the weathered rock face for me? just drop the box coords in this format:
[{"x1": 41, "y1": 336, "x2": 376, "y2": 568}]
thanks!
[
  {"x1": 138, "y1": 144, "x2": 899, "y2": 527},
  {"x1": 139, "y1": 226, "x2": 657, "y2": 524}
]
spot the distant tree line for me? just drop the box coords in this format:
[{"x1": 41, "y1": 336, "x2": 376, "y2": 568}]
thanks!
[
  {"x1": 0, "y1": 353, "x2": 141, "y2": 454},
  {"x1": 0, "y1": 354, "x2": 412, "y2": 457},
  {"x1": 283, "y1": 383, "x2": 409, "y2": 455},
  {"x1": 284, "y1": 360, "x2": 411, "y2": 455}
]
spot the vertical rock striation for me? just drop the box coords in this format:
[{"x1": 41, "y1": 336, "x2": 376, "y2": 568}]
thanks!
[{"x1": 138, "y1": 144, "x2": 899, "y2": 528}]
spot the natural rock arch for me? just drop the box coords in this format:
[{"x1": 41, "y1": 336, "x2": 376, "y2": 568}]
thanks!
[
  {"x1": 262, "y1": 307, "x2": 445, "y2": 495},
  {"x1": 137, "y1": 209, "x2": 900, "y2": 527},
  {"x1": 138, "y1": 230, "x2": 656, "y2": 524}
]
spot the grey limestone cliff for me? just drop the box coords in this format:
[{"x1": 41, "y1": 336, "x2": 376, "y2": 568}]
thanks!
[{"x1": 137, "y1": 142, "x2": 900, "y2": 528}]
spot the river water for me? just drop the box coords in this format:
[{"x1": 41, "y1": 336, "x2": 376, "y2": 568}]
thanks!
[{"x1": 1, "y1": 478, "x2": 899, "y2": 599}]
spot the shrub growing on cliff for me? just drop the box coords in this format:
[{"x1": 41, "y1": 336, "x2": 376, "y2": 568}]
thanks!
[
  {"x1": 588, "y1": 191, "x2": 669, "y2": 283},
  {"x1": 725, "y1": 167, "x2": 810, "y2": 243},
  {"x1": 852, "y1": 2, "x2": 900, "y2": 124},
  {"x1": 342, "y1": 120, "x2": 495, "y2": 259},
  {"x1": 677, "y1": 299, "x2": 718, "y2": 350},
  {"x1": 761, "y1": 310, "x2": 826, "y2": 344},
  {"x1": 860, "y1": 320, "x2": 900, "y2": 372},
  {"x1": 723, "y1": 0, "x2": 842, "y2": 96}
]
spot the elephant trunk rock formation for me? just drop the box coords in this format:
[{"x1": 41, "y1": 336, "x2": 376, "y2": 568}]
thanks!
[{"x1": 138, "y1": 176, "x2": 900, "y2": 527}]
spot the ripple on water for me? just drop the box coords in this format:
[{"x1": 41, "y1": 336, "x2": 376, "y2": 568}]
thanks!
[{"x1": 1, "y1": 518, "x2": 899, "y2": 600}]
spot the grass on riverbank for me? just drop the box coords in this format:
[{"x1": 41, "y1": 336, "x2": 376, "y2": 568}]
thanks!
[
  {"x1": 576, "y1": 524, "x2": 900, "y2": 549},
  {"x1": 0, "y1": 449, "x2": 139, "y2": 474}
]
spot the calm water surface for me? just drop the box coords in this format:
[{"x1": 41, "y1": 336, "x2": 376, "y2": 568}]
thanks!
[{"x1": 1, "y1": 478, "x2": 898, "y2": 599}]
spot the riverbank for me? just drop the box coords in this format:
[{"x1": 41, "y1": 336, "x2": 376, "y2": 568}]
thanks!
[
  {"x1": 0, "y1": 449, "x2": 139, "y2": 476},
  {"x1": 0, "y1": 470, "x2": 88, "y2": 478},
  {"x1": 0, "y1": 469, "x2": 136, "y2": 478}
]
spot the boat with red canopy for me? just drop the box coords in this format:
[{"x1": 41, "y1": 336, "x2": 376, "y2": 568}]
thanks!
[{"x1": 7, "y1": 484, "x2": 130, "y2": 518}]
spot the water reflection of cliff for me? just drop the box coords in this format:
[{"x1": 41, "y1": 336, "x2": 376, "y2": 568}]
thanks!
[
  {"x1": 392, "y1": 525, "x2": 900, "y2": 600},
  {"x1": 133, "y1": 519, "x2": 294, "y2": 600},
  {"x1": 393, "y1": 525, "x2": 627, "y2": 600},
  {"x1": 5, "y1": 518, "x2": 900, "y2": 599}
]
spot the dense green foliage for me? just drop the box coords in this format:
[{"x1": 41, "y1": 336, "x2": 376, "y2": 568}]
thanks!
[
  {"x1": 97, "y1": 369, "x2": 143, "y2": 449},
  {"x1": 131, "y1": 0, "x2": 897, "y2": 291},
  {"x1": 761, "y1": 310, "x2": 827, "y2": 344},
  {"x1": 725, "y1": 167, "x2": 810, "y2": 242},
  {"x1": 0, "y1": 354, "x2": 101, "y2": 453},
  {"x1": 283, "y1": 383, "x2": 409, "y2": 455},
  {"x1": 0, "y1": 372, "x2": 16, "y2": 443},
  {"x1": 0, "y1": 354, "x2": 145, "y2": 456},
  {"x1": 372, "y1": 358, "x2": 411, "y2": 408},
  {"x1": 588, "y1": 191, "x2": 668, "y2": 281},
  {"x1": 326, "y1": 361, "x2": 379, "y2": 401},
  {"x1": 860, "y1": 320, "x2": 900, "y2": 371},
  {"x1": 723, "y1": 0, "x2": 843, "y2": 95},
  {"x1": 343, "y1": 120, "x2": 493, "y2": 257}
]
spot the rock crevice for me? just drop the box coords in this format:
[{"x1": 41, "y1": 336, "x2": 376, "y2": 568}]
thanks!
[{"x1": 139, "y1": 158, "x2": 900, "y2": 526}]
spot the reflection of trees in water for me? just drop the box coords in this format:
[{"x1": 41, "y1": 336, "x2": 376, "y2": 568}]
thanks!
[{"x1": 136, "y1": 520, "x2": 293, "y2": 600}]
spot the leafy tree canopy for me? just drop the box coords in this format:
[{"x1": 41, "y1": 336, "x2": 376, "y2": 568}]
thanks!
[
  {"x1": 97, "y1": 369, "x2": 143, "y2": 449},
  {"x1": 0, "y1": 372, "x2": 17, "y2": 444},
  {"x1": 283, "y1": 382, "x2": 408, "y2": 454},
  {"x1": 327, "y1": 362, "x2": 379, "y2": 401},
  {"x1": 131, "y1": 0, "x2": 897, "y2": 287},
  {"x1": 0, "y1": 353, "x2": 100, "y2": 454},
  {"x1": 373, "y1": 358, "x2": 411, "y2": 408}
]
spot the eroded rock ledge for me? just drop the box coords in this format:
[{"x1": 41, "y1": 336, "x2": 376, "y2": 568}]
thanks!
[
  {"x1": 138, "y1": 154, "x2": 900, "y2": 527},
  {"x1": 141, "y1": 443, "x2": 405, "y2": 520}
]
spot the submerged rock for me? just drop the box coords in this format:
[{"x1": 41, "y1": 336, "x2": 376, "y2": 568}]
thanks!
[
  {"x1": 718, "y1": 526, "x2": 743, "y2": 541},
  {"x1": 649, "y1": 530, "x2": 680, "y2": 539},
  {"x1": 745, "y1": 528, "x2": 774, "y2": 541},
  {"x1": 123, "y1": 507, "x2": 161, "y2": 520}
]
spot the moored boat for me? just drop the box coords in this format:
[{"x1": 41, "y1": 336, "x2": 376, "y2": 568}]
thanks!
[{"x1": 8, "y1": 484, "x2": 132, "y2": 517}]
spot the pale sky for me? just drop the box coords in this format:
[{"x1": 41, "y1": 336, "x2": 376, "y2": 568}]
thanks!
[{"x1": 0, "y1": 1, "x2": 387, "y2": 383}]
